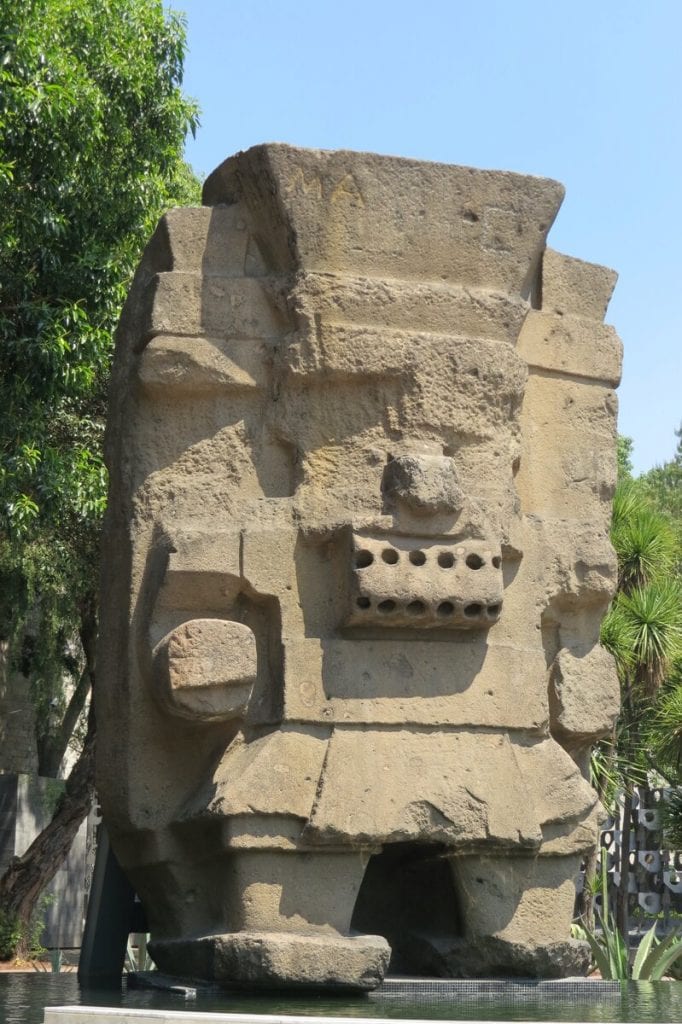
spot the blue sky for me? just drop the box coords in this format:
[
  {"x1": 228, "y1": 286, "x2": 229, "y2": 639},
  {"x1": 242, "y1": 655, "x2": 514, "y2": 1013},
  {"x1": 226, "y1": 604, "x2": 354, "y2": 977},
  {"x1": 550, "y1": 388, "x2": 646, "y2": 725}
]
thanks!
[{"x1": 170, "y1": 0, "x2": 681, "y2": 475}]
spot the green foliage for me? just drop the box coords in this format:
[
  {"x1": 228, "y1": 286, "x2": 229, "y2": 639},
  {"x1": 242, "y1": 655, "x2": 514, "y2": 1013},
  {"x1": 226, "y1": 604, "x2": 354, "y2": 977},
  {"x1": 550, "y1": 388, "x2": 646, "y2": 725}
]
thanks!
[
  {"x1": 607, "y1": 582, "x2": 682, "y2": 696},
  {"x1": 617, "y1": 435, "x2": 634, "y2": 481},
  {"x1": 610, "y1": 479, "x2": 677, "y2": 593},
  {"x1": 0, "y1": 0, "x2": 199, "y2": 498},
  {"x1": 0, "y1": 909, "x2": 21, "y2": 961},
  {"x1": 27, "y1": 891, "x2": 54, "y2": 960},
  {"x1": 602, "y1": 478, "x2": 682, "y2": 702},
  {"x1": 631, "y1": 925, "x2": 682, "y2": 981},
  {"x1": 0, "y1": 0, "x2": 200, "y2": 769},
  {"x1": 639, "y1": 424, "x2": 682, "y2": 556},
  {"x1": 660, "y1": 788, "x2": 682, "y2": 851},
  {"x1": 594, "y1": 428, "x2": 682, "y2": 953},
  {"x1": 0, "y1": 893, "x2": 53, "y2": 961}
]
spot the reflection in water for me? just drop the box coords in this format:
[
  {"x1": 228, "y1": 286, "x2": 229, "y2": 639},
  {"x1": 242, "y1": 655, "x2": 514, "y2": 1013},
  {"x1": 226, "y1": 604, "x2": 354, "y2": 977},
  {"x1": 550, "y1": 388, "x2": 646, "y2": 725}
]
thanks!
[{"x1": 2, "y1": 973, "x2": 682, "y2": 1024}]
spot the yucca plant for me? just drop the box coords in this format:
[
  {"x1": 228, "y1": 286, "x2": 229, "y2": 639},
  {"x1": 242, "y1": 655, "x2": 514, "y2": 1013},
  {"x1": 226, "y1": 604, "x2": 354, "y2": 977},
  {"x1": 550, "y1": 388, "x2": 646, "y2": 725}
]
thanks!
[
  {"x1": 619, "y1": 582, "x2": 682, "y2": 696},
  {"x1": 610, "y1": 480, "x2": 677, "y2": 591}
]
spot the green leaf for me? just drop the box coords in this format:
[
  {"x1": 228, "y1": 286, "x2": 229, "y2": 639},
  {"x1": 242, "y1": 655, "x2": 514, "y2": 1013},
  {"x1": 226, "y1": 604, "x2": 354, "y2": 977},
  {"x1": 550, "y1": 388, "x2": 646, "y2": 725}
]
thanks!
[
  {"x1": 578, "y1": 921, "x2": 614, "y2": 979},
  {"x1": 640, "y1": 931, "x2": 682, "y2": 981},
  {"x1": 632, "y1": 921, "x2": 659, "y2": 980}
]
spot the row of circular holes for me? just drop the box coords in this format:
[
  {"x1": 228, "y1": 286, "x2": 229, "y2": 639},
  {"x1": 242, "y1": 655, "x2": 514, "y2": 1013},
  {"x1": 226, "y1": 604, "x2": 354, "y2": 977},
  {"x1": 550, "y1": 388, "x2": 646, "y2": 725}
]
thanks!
[
  {"x1": 355, "y1": 549, "x2": 501, "y2": 571},
  {"x1": 356, "y1": 596, "x2": 501, "y2": 618}
]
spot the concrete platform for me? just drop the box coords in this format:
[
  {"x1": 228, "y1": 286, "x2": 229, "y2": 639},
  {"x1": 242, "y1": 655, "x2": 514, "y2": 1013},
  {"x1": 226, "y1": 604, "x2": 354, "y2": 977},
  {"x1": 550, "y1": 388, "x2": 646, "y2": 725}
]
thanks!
[{"x1": 43, "y1": 1011, "x2": 611, "y2": 1024}]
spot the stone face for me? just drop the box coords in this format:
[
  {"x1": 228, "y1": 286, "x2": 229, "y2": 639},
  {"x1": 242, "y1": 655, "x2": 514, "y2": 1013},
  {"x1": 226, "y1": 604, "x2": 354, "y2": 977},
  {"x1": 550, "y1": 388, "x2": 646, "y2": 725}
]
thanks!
[{"x1": 97, "y1": 145, "x2": 621, "y2": 988}]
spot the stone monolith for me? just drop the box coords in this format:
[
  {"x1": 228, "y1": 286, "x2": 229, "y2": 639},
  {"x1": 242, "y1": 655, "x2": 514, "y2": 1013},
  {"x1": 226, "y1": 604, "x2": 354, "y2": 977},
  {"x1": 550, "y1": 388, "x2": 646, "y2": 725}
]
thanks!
[{"x1": 97, "y1": 145, "x2": 622, "y2": 988}]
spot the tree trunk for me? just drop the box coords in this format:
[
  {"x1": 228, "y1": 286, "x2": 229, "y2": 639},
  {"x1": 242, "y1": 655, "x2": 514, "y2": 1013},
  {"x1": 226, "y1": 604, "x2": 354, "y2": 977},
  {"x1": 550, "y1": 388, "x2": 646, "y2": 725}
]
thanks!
[
  {"x1": 37, "y1": 594, "x2": 97, "y2": 778},
  {"x1": 0, "y1": 703, "x2": 96, "y2": 959},
  {"x1": 37, "y1": 666, "x2": 91, "y2": 778}
]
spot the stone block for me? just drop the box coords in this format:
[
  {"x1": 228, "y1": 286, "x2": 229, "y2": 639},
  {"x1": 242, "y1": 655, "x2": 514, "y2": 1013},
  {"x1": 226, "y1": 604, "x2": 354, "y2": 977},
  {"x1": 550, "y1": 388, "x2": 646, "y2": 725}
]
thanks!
[
  {"x1": 550, "y1": 645, "x2": 620, "y2": 745},
  {"x1": 346, "y1": 531, "x2": 503, "y2": 630},
  {"x1": 542, "y1": 247, "x2": 618, "y2": 322},
  {"x1": 517, "y1": 310, "x2": 622, "y2": 385},
  {"x1": 152, "y1": 618, "x2": 257, "y2": 721},
  {"x1": 150, "y1": 929, "x2": 390, "y2": 991}
]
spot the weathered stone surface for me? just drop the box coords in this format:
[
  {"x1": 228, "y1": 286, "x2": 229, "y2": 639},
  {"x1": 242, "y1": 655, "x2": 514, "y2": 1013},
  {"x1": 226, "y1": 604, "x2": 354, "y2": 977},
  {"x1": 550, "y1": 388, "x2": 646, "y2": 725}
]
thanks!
[
  {"x1": 382, "y1": 453, "x2": 464, "y2": 516},
  {"x1": 150, "y1": 930, "x2": 391, "y2": 991},
  {"x1": 550, "y1": 645, "x2": 620, "y2": 747},
  {"x1": 443, "y1": 937, "x2": 591, "y2": 979},
  {"x1": 97, "y1": 145, "x2": 621, "y2": 987},
  {"x1": 346, "y1": 532, "x2": 503, "y2": 630},
  {"x1": 153, "y1": 619, "x2": 257, "y2": 721},
  {"x1": 542, "y1": 247, "x2": 618, "y2": 322},
  {"x1": 517, "y1": 310, "x2": 622, "y2": 386}
]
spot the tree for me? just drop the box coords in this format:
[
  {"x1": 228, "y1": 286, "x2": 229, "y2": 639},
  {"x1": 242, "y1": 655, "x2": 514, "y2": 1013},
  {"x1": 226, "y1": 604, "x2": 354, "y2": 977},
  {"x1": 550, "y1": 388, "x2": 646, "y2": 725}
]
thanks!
[
  {"x1": 0, "y1": 0, "x2": 199, "y2": 957},
  {"x1": 640, "y1": 424, "x2": 682, "y2": 555},
  {"x1": 617, "y1": 435, "x2": 635, "y2": 481}
]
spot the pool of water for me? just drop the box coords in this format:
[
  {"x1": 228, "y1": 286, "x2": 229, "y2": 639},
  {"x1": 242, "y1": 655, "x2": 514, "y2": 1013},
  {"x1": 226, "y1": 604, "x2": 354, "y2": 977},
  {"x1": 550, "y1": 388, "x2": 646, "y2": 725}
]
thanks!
[{"x1": 3, "y1": 973, "x2": 682, "y2": 1024}]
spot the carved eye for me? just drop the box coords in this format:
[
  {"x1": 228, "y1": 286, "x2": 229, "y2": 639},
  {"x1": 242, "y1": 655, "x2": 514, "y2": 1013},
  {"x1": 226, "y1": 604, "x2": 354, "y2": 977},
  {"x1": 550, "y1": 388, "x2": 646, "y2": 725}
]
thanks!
[
  {"x1": 466, "y1": 554, "x2": 484, "y2": 570},
  {"x1": 438, "y1": 552, "x2": 455, "y2": 568},
  {"x1": 409, "y1": 550, "x2": 426, "y2": 566}
]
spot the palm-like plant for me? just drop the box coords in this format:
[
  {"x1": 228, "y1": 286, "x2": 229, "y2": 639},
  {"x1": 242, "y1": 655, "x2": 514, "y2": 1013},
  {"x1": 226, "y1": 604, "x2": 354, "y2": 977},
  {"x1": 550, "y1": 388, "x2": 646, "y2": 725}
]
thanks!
[
  {"x1": 646, "y1": 667, "x2": 682, "y2": 777},
  {"x1": 603, "y1": 481, "x2": 682, "y2": 697},
  {"x1": 610, "y1": 480, "x2": 677, "y2": 596}
]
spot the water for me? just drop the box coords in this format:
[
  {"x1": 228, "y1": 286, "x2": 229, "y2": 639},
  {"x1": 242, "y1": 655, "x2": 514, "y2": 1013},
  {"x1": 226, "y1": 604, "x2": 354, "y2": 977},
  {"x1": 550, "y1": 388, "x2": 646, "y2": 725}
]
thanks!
[{"x1": 3, "y1": 973, "x2": 682, "y2": 1024}]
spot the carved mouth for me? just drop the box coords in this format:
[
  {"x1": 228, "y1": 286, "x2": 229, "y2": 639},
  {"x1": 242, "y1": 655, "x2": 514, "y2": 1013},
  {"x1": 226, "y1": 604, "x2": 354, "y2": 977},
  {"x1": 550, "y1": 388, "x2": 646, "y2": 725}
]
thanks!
[{"x1": 346, "y1": 533, "x2": 503, "y2": 631}]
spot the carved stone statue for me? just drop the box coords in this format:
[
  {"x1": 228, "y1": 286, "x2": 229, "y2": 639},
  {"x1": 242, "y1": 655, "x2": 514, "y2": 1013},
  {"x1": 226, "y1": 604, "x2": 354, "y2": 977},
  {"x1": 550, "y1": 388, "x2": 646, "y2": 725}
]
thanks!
[{"x1": 97, "y1": 145, "x2": 621, "y2": 988}]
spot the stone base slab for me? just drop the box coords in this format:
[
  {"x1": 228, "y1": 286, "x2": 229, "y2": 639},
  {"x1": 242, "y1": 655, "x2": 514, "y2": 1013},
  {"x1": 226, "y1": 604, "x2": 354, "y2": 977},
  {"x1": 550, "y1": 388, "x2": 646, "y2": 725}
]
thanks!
[
  {"x1": 149, "y1": 929, "x2": 390, "y2": 991},
  {"x1": 443, "y1": 937, "x2": 591, "y2": 979}
]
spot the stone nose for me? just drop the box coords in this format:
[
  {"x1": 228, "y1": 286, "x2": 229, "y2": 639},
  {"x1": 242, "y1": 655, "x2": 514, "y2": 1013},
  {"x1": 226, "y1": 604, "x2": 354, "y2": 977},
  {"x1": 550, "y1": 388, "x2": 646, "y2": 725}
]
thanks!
[{"x1": 382, "y1": 454, "x2": 463, "y2": 516}]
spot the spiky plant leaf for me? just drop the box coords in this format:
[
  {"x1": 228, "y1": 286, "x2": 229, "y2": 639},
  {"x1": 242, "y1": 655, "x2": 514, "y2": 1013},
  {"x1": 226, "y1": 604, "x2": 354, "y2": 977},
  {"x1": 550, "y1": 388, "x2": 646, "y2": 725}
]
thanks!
[
  {"x1": 640, "y1": 930, "x2": 682, "y2": 981},
  {"x1": 619, "y1": 582, "x2": 682, "y2": 695},
  {"x1": 575, "y1": 922, "x2": 614, "y2": 979},
  {"x1": 632, "y1": 921, "x2": 659, "y2": 979}
]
